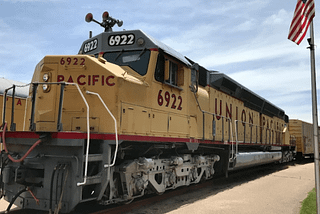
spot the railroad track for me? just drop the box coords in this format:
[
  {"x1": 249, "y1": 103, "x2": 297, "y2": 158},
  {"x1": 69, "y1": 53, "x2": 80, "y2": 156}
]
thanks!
[{"x1": 1, "y1": 160, "x2": 311, "y2": 214}]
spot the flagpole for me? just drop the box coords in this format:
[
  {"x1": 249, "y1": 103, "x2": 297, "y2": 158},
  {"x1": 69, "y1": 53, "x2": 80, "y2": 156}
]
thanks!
[{"x1": 308, "y1": 20, "x2": 320, "y2": 214}]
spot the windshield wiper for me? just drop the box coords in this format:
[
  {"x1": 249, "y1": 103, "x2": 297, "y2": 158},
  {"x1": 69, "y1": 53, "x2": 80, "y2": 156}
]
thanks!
[
  {"x1": 115, "y1": 49, "x2": 124, "y2": 61},
  {"x1": 132, "y1": 48, "x2": 147, "y2": 62}
]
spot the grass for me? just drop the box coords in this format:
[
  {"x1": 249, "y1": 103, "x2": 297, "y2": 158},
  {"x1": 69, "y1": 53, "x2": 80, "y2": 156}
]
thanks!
[{"x1": 300, "y1": 188, "x2": 317, "y2": 214}]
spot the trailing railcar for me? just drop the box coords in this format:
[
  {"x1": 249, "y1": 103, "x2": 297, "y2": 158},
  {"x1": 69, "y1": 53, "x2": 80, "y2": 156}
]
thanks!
[
  {"x1": 289, "y1": 119, "x2": 320, "y2": 159},
  {"x1": 0, "y1": 12, "x2": 295, "y2": 213},
  {"x1": 0, "y1": 78, "x2": 29, "y2": 131}
]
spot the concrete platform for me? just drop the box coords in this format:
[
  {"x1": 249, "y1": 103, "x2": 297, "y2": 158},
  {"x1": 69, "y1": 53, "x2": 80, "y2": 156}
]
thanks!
[
  {"x1": 166, "y1": 162, "x2": 315, "y2": 214},
  {"x1": 0, "y1": 198, "x2": 15, "y2": 213}
]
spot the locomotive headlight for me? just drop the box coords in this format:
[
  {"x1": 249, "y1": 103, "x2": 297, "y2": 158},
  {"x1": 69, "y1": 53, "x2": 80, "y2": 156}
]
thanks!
[
  {"x1": 43, "y1": 73, "x2": 49, "y2": 82},
  {"x1": 42, "y1": 84, "x2": 50, "y2": 92}
]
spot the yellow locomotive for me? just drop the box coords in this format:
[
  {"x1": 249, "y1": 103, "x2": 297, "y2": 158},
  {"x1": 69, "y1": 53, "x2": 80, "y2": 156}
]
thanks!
[
  {"x1": 0, "y1": 78, "x2": 29, "y2": 132},
  {"x1": 0, "y1": 12, "x2": 294, "y2": 213}
]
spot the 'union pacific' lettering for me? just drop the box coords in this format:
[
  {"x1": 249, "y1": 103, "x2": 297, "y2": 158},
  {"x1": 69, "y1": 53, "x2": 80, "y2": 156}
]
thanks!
[
  {"x1": 215, "y1": 98, "x2": 222, "y2": 120},
  {"x1": 215, "y1": 100, "x2": 255, "y2": 126},
  {"x1": 262, "y1": 116, "x2": 283, "y2": 131},
  {"x1": 57, "y1": 75, "x2": 115, "y2": 86},
  {"x1": 214, "y1": 98, "x2": 285, "y2": 131}
]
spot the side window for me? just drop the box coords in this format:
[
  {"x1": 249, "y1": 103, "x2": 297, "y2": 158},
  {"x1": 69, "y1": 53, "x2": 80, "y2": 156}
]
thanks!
[
  {"x1": 190, "y1": 63, "x2": 199, "y2": 93},
  {"x1": 166, "y1": 61, "x2": 178, "y2": 85},
  {"x1": 155, "y1": 52, "x2": 165, "y2": 82},
  {"x1": 164, "y1": 58, "x2": 184, "y2": 88},
  {"x1": 154, "y1": 52, "x2": 184, "y2": 88}
]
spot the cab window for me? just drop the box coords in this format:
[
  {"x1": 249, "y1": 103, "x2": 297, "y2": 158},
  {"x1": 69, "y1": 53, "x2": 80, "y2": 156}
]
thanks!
[{"x1": 103, "y1": 50, "x2": 150, "y2": 76}]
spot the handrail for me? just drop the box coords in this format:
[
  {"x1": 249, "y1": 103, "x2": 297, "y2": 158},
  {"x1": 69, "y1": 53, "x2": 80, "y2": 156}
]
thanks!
[
  {"x1": 228, "y1": 118, "x2": 234, "y2": 160},
  {"x1": 2, "y1": 85, "x2": 15, "y2": 131},
  {"x1": 234, "y1": 120, "x2": 284, "y2": 152},
  {"x1": 1, "y1": 83, "x2": 30, "y2": 132},
  {"x1": 12, "y1": 81, "x2": 91, "y2": 186},
  {"x1": 23, "y1": 96, "x2": 29, "y2": 131},
  {"x1": 86, "y1": 91, "x2": 119, "y2": 168},
  {"x1": 10, "y1": 85, "x2": 15, "y2": 131},
  {"x1": 62, "y1": 82, "x2": 91, "y2": 187},
  {"x1": 191, "y1": 90, "x2": 232, "y2": 142},
  {"x1": 1, "y1": 90, "x2": 6, "y2": 129}
]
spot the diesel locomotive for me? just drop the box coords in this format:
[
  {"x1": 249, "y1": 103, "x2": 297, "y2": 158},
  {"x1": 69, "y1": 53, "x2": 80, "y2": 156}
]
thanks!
[
  {"x1": 0, "y1": 78, "x2": 29, "y2": 132},
  {"x1": 0, "y1": 12, "x2": 295, "y2": 213}
]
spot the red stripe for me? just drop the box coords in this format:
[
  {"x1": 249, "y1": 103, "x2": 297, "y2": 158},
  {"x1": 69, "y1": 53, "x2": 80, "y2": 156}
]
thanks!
[
  {"x1": 288, "y1": 1, "x2": 305, "y2": 39},
  {"x1": 288, "y1": 0, "x2": 315, "y2": 45},
  {"x1": 296, "y1": 19, "x2": 312, "y2": 44},
  {"x1": 289, "y1": 3, "x2": 306, "y2": 41},
  {"x1": 1, "y1": 131, "x2": 291, "y2": 147},
  {"x1": 1, "y1": 131, "x2": 39, "y2": 139},
  {"x1": 291, "y1": 16, "x2": 308, "y2": 43}
]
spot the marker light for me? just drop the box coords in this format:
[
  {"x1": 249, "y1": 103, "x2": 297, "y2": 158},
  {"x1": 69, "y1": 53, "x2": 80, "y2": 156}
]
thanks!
[
  {"x1": 102, "y1": 11, "x2": 109, "y2": 21},
  {"x1": 137, "y1": 38, "x2": 145, "y2": 46},
  {"x1": 43, "y1": 73, "x2": 49, "y2": 82},
  {"x1": 85, "y1": 13, "x2": 93, "y2": 23}
]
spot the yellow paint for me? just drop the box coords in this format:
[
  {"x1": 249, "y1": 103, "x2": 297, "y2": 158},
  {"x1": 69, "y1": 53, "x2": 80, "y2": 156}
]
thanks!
[
  {"x1": 289, "y1": 119, "x2": 318, "y2": 155},
  {"x1": 0, "y1": 95, "x2": 27, "y2": 131},
  {"x1": 13, "y1": 50, "x2": 289, "y2": 147}
]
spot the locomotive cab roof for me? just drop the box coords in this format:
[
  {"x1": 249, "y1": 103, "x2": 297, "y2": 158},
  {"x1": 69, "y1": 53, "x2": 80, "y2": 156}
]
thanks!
[
  {"x1": 78, "y1": 29, "x2": 191, "y2": 67},
  {"x1": 80, "y1": 12, "x2": 190, "y2": 66}
]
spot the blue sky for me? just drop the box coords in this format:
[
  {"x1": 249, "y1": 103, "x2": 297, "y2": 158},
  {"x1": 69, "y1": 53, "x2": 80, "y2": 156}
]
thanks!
[{"x1": 0, "y1": 0, "x2": 319, "y2": 123}]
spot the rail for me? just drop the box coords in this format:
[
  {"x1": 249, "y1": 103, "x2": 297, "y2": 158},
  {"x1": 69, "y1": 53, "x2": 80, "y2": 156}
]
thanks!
[
  {"x1": 64, "y1": 82, "x2": 90, "y2": 187},
  {"x1": 1, "y1": 83, "x2": 30, "y2": 132},
  {"x1": 27, "y1": 82, "x2": 91, "y2": 186},
  {"x1": 191, "y1": 90, "x2": 232, "y2": 142},
  {"x1": 234, "y1": 120, "x2": 284, "y2": 152},
  {"x1": 27, "y1": 82, "x2": 121, "y2": 186},
  {"x1": 191, "y1": 87, "x2": 285, "y2": 160},
  {"x1": 191, "y1": 90, "x2": 237, "y2": 160},
  {"x1": 2, "y1": 85, "x2": 16, "y2": 131},
  {"x1": 86, "y1": 91, "x2": 119, "y2": 168},
  {"x1": 3, "y1": 81, "x2": 120, "y2": 187}
]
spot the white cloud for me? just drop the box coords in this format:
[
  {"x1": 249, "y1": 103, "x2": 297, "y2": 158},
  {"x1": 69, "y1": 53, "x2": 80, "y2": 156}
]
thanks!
[
  {"x1": 263, "y1": 9, "x2": 289, "y2": 25},
  {"x1": 0, "y1": 19, "x2": 9, "y2": 28},
  {"x1": 198, "y1": 41, "x2": 299, "y2": 67},
  {"x1": 233, "y1": 19, "x2": 257, "y2": 32},
  {"x1": 201, "y1": 0, "x2": 271, "y2": 16},
  {"x1": 229, "y1": 64, "x2": 312, "y2": 94},
  {"x1": 160, "y1": 23, "x2": 222, "y2": 53},
  {"x1": 0, "y1": 20, "x2": 45, "y2": 81}
]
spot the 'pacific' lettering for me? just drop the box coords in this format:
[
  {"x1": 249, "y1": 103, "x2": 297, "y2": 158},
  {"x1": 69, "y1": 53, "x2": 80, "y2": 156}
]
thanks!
[{"x1": 57, "y1": 74, "x2": 115, "y2": 86}]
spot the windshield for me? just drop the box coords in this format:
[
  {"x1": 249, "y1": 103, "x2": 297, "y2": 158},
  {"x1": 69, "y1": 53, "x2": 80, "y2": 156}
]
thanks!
[{"x1": 103, "y1": 50, "x2": 150, "y2": 76}]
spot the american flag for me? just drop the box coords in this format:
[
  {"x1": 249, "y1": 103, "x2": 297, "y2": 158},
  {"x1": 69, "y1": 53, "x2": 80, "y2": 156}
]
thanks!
[{"x1": 288, "y1": 0, "x2": 315, "y2": 45}]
